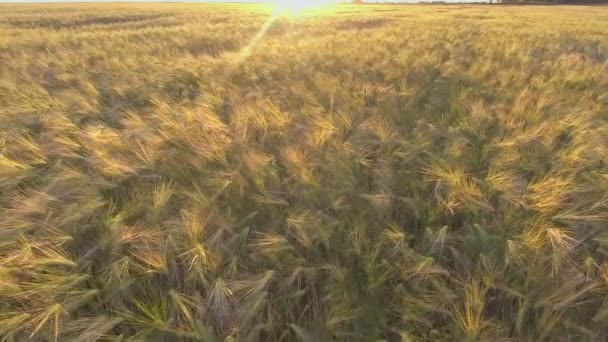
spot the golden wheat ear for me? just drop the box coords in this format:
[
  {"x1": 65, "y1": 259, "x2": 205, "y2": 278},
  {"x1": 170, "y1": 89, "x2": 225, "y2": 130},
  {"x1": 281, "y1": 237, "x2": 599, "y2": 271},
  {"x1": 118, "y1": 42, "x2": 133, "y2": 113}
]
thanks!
[
  {"x1": 62, "y1": 316, "x2": 123, "y2": 342},
  {"x1": 208, "y1": 277, "x2": 235, "y2": 333},
  {"x1": 0, "y1": 312, "x2": 31, "y2": 339},
  {"x1": 28, "y1": 304, "x2": 66, "y2": 342},
  {"x1": 451, "y1": 281, "x2": 489, "y2": 340}
]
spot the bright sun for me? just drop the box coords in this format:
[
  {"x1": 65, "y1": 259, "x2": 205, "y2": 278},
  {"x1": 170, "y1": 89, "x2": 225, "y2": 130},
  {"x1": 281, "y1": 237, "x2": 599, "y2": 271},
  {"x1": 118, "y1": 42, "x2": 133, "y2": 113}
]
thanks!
[{"x1": 272, "y1": 0, "x2": 335, "y2": 16}]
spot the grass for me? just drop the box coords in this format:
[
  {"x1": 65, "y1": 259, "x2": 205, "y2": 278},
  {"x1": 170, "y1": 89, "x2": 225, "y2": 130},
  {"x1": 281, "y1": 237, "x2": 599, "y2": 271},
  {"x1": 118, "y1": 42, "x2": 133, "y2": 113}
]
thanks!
[{"x1": 1, "y1": 2, "x2": 608, "y2": 341}]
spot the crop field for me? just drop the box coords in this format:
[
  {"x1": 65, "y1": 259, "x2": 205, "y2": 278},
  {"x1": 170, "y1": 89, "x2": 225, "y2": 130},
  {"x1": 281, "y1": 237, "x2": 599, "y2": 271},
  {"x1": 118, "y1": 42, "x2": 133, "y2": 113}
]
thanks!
[{"x1": 1, "y1": 2, "x2": 608, "y2": 341}]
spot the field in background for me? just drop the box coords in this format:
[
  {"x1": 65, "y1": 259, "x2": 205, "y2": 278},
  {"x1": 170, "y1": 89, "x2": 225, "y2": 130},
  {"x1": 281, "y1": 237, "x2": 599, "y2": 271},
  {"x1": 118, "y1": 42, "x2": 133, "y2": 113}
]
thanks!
[{"x1": 1, "y1": 3, "x2": 608, "y2": 341}]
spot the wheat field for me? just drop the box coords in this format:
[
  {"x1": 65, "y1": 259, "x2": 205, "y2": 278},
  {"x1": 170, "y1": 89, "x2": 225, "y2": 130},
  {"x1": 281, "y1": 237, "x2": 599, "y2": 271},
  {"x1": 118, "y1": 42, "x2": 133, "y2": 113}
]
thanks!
[{"x1": 1, "y1": 3, "x2": 608, "y2": 341}]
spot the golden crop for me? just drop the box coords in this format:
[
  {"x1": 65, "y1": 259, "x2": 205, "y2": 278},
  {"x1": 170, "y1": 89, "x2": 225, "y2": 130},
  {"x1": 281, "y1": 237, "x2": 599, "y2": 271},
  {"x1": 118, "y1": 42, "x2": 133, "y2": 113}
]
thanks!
[{"x1": 1, "y1": 3, "x2": 608, "y2": 341}]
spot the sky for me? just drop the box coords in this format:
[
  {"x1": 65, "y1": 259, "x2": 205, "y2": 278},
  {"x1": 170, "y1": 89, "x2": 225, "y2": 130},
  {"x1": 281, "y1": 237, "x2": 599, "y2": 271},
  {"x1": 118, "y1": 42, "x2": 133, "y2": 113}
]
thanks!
[{"x1": 0, "y1": 0, "x2": 488, "y2": 3}]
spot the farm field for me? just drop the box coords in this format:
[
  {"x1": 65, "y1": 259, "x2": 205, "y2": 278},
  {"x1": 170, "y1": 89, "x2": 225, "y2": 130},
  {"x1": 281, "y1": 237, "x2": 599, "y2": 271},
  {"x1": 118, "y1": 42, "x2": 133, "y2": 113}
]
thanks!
[{"x1": 1, "y1": 3, "x2": 608, "y2": 341}]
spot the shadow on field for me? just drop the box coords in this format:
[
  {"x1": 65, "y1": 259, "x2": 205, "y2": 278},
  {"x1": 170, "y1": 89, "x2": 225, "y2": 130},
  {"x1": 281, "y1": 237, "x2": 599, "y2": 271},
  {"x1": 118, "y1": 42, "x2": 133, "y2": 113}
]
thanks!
[
  {"x1": 4, "y1": 14, "x2": 169, "y2": 29},
  {"x1": 334, "y1": 18, "x2": 394, "y2": 30}
]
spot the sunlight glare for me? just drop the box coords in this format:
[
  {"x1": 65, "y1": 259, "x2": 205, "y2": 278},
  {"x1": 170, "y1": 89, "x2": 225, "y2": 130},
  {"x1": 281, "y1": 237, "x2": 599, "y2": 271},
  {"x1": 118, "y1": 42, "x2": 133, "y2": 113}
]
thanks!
[{"x1": 272, "y1": 0, "x2": 335, "y2": 16}]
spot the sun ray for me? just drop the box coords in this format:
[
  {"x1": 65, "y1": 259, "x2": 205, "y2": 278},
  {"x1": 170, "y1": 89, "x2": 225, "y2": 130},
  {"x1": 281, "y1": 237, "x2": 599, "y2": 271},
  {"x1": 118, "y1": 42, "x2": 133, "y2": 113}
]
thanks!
[{"x1": 239, "y1": 12, "x2": 281, "y2": 60}]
